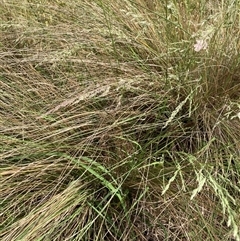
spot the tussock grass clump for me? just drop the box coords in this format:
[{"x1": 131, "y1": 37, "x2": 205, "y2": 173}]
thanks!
[{"x1": 1, "y1": 0, "x2": 240, "y2": 240}]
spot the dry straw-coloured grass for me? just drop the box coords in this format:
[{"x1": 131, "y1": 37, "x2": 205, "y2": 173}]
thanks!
[{"x1": 1, "y1": 0, "x2": 240, "y2": 240}]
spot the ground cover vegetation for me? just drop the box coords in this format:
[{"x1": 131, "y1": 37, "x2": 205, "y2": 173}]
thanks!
[{"x1": 1, "y1": 0, "x2": 240, "y2": 240}]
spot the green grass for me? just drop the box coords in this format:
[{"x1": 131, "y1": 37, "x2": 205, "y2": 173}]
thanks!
[{"x1": 1, "y1": 0, "x2": 240, "y2": 240}]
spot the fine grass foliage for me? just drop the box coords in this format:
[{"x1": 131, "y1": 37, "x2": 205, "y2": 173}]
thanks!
[{"x1": 1, "y1": 0, "x2": 240, "y2": 240}]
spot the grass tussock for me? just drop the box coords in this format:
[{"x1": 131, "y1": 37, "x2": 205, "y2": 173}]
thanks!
[{"x1": 1, "y1": 0, "x2": 240, "y2": 240}]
